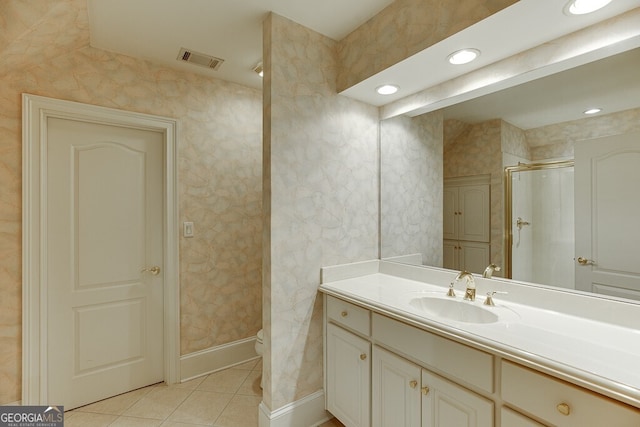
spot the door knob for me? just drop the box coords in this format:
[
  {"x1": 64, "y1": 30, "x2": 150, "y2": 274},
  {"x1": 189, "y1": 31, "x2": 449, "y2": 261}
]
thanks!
[
  {"x1": 556, "y1": 402, "x2": 571, "y2": 416},
  {"x1": 577, "y1": 257, "x2": 595, "y2": 266},
  {"x1": 141, "y1": 266, "x2": 161, "y2": 275}
]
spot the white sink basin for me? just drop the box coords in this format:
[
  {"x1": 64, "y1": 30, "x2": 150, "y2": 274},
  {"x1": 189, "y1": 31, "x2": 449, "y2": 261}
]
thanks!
[{"x1": 409, "y1": 297, "x2": 499, "y2": 324}]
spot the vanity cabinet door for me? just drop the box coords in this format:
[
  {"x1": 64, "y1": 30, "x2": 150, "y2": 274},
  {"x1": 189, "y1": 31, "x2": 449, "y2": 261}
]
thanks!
[
  {"x1": 326, "y1": 323, "x2": 370, "y2": 427},
  {"x1": 372, "y1": 346, "x2": 421, "y2": 427},
  {"x1": 422, "y1": 370, "x2": 493, "y2": 427}
]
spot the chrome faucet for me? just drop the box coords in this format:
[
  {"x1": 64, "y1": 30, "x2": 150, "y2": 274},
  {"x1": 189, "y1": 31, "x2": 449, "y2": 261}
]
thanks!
[
  {"x1": 454, "y1": 271, "x2": 476, "y2": 301},
  {"x1": 482, "y1": 264, "x2": 501, "y2": 279}
]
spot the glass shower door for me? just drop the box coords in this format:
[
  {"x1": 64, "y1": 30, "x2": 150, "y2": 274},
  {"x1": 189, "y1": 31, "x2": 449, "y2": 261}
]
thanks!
[{"x1": 506, "y1": 162, "x2": 574, "y2": 289}]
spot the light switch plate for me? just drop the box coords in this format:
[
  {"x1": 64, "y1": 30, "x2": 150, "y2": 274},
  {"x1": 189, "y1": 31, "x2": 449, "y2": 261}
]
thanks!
[{"x1": 183, "y1": 221, "x2": 194, "y2": 238}]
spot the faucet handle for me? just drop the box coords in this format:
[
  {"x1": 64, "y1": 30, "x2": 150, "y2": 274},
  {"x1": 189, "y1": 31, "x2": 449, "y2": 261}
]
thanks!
[
  {"x1": 446, "y1": 283, "x2": 456, "y2": 297},
  {"x1": 483, "y1": 291, "x2": 508, "y2": 306}
]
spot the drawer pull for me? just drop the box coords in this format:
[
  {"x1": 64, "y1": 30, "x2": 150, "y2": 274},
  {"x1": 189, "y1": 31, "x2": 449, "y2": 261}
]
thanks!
[
  {"x1": 421, "y1": 386, "x2": 430, "y2": 395},
  {"x1": 341, "y1": 310, "x2": 348, "y2": 317},
  {"x1": 557, "y1": 403, "x2": 571, "y2": 416},
  {"x1": 409, "y1": 380, "x2": 418, "y2": 389},
  {"x1": 360, "y1": 353, "x2": 367, "y2": 360}
]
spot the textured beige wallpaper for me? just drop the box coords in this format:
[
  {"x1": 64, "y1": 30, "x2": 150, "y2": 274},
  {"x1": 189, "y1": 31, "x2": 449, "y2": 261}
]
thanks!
[
  {"x1": 0, "y1": 0, "x2": 262, "y2": 404},
  {"x1": 337, "y1": 0, "x2": 517, "y2": 92},
  {"x1": 263, "y1": 13, "x2": 379, "y2": 410}
]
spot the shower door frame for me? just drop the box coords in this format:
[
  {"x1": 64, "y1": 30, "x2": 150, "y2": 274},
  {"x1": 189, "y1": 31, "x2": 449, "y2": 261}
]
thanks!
[{"x1": 503, "y1": 159, "x2": 574, "y2": 279}]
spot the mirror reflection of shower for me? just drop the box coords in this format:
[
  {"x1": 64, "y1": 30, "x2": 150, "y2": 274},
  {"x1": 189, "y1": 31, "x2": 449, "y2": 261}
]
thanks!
[{"x1": 505, "y1": 161, "x2": 574, "y2": 289}]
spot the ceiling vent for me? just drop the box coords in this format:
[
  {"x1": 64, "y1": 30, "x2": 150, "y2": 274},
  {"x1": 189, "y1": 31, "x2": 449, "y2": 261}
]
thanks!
[{"x1": 177, "y1": 48, "x2": 224, "y2": 71}]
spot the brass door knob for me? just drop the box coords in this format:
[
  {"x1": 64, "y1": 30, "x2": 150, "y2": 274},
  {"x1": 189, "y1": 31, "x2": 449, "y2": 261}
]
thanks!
[
  {"x1": 409, "y1": 380, "x2": 418, "y2": 389},
  {"x1": 359, "y1": 353, "x2": 367, "y2": 360},
  {"x1": 141, "y1": 266, "x2": 161, "y2": 275},
  {"x1": 421, "y1": 386, "x2": 430, "y2": 395},
  {"x1": 556, "y1": 403, "x2": 571, "y2": 416},
  {"x1": 341, "y1": 311, "x2": 348, "y2": 317},
  {"x1": 577, "y1": 257, "x2": 595, "y2": 265}
]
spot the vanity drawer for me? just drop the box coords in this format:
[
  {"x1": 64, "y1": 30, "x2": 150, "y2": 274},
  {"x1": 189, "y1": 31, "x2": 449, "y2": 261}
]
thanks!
[
  {"x1": 501, "y1": 407, "x2": 544, "y2": 427},
  {"x1": 372, "y1": 313, "x2": 493, "y2": 393},
  {"x1": 502, "y1": 361, "x2": 640, "y2": 426},
  {"x1": 326, "y1": 295, "x2": 370, "y2": 336}
]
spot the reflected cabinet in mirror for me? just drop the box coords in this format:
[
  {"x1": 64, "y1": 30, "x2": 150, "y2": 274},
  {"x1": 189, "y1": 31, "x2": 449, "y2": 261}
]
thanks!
[{"x1": 380, "y1": 46, "x2": 640, "y2": 302}]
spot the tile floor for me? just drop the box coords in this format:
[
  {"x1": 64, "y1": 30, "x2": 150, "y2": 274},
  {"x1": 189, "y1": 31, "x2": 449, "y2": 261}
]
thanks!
[{"x1": 65, "y1": 358, "x2": 344, "y2": 427}]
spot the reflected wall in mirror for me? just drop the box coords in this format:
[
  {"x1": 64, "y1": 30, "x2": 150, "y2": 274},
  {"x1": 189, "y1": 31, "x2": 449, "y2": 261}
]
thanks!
[{"x1": 380, "y1": 46, "x2": 640, "y2": 301}]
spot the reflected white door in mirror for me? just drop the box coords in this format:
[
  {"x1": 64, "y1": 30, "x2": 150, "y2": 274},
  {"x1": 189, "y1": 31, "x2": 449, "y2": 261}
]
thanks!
[{"x1": 575, "y1": 131, "x2": 640, "y2": 301}]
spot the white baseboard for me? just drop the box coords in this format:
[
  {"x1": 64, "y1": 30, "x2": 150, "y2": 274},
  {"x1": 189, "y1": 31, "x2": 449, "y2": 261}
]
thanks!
[
  {"x1": 259, "y1": 390, "x2": 331, "y2": 427},
  {"x1": 180, "y1": 336, "x2": 258, "y2": 381}
]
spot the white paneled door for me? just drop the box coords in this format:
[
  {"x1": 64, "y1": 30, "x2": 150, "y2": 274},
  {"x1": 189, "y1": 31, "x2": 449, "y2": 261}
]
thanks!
[
  {"x1": 46, "y1": 117, "x2": 164, "y2": 409},
  {"x1": 575, "y1": 131, "x2": 640, "y2": 301}
]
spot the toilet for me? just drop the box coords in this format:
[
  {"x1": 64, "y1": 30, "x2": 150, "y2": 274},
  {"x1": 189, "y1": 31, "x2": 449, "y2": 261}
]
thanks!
[{"x1": 255, "y1": 329, "x2": 264, "y2": 388}]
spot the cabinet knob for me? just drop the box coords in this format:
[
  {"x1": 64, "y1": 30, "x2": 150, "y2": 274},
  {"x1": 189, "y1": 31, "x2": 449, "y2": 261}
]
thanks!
[
  {"x1": 341, "y1": 310, "x2": 348, "y2": 317},
  {"x1": 359, "y1": 353, "x2": 367, "y2": 360},
  {"x1": 421, "y1": 386, "x2": 430, "y2": 395},
  {"x1": 556, "y1": 403, "x2": 571, "y2": 416},
  {"x1": 409, "y1": 380, "x2": 418, "y2": 389}
]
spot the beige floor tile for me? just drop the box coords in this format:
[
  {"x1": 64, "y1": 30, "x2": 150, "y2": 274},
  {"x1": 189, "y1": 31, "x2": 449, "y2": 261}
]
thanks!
[
  {"x1": 74, "y1": 386, "x2": 153, "y2": 415},
  {"x1": 110, "y1": 416, "x2": 163, "y2": 426},
  {"x1": 231, "y1": 358, "x2": 260, "y2": 371},
  {"x1": 168, "y1": 390, "x2": 233, "y2": 425},
  {"x1": 197, "y1": 369, "x2": 250, "y2": 394},
  {"x1": 213, "y1": 395, "x2": 261, "y2": 427},
  {"x1": 123, "y1": 386, "x2": 191, "y2": 420},
  {"x1": 235, "y1": 370, "x2": 262, "y2": 397},
  {"x1": 64, "y1": 411, "x2": 118, "y2": 426},
  {"x1": 317, "y1": 417, "x2": 345, "y2": 427},
  {"x1": 160, "y1": 421, "x2": 210, "y2": 427},
  {"x1": 171, "y1": 375, "x2": 207, "y2": 390}
]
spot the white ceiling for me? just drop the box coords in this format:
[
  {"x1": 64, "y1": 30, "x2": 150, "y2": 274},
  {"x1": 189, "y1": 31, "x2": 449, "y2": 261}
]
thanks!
[
  {"x1": 87, "y1": 0, "x2": 393, "y2": 90},
  {"x1": 87, "y1": 0, "x2": 640, "y2": 129},
  {"x1": 341, "y1": 0, "x2": 640, "y2": 106}
]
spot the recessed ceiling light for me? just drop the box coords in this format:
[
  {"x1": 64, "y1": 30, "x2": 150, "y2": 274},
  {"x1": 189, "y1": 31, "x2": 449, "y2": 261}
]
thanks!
[
  {"x1": 376, "y1": 84, "x2": 399, "y2": 95},
  {"x1": 565, "y1": 0, "x2": 612, "y2": 15},
  {"x1": 584, "y1": 108, "x2": 602, "y2": 115},
  {"x1": 448, "y1": 48, "x2": 480, "y2": 65}
]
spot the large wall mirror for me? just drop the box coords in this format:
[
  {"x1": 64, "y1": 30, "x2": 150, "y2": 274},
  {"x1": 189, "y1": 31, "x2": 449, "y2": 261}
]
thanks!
[{"x1": 380, "y1": 43, "x2": 640, "y2": 303}]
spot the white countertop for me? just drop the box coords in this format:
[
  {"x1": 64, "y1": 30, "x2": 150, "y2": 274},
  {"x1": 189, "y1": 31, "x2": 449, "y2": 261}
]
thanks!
[{"x1": 319, "y1": 265, "x2": 640, "y2": 408}]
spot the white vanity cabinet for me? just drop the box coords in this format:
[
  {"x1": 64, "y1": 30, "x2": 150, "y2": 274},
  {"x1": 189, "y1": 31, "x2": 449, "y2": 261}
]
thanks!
[
  {"x1": 501, "y1": 361, "x2": 640, "y2": 426},
  {"x1": 372, "y1": 345, "x2": 492, "y2": 427},
  {"x1": 323, "y1": 293, "x2": 640, "y2": 427},
  {"x1": 372, "y1": 346, "x2": 421, "y2": 427},
  {"x1": 325, "y1": 296, "x2": 371, "y2": 427},
  {"x1": 422, "y1": 369, "x2": 493, "y2": 427}
]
